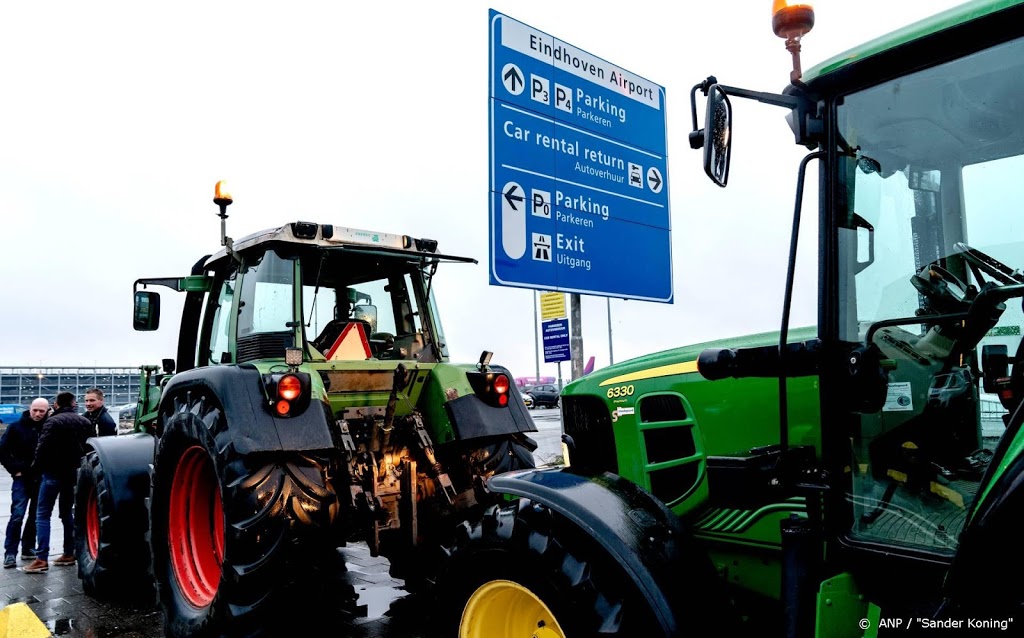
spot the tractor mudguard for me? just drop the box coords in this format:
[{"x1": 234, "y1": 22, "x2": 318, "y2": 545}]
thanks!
[
  {"x1": 445, "y1": 364, "x2": 537, "y2": 440},
  {"x1": 445, "y1": 392, "x2": 534, "y2": 439},
  {"x1": 160, "y1": 365, "x2": 335, "y2": 454},
  {"x1": 488, "y1": 468, "x2": 732, "y2": 637},
  {"x1": 86, "y1": 433, "x2": 156, "y2": 529}
]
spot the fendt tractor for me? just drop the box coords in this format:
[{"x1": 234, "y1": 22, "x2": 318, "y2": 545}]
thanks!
[
  {"x1": 447, "y1": 1, "x2": 1024, "y2": 637},
  {"x1": 72, "y1": 183, "x2": 538, "y2": 637}
]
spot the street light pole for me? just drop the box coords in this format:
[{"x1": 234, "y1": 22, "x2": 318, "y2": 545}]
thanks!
[
  {"x1": 607, "y1": 298, "x2": 614, "y2": 366},
  {"x1": 533, "y1": 292, "x2": 540, "y2": 382}
]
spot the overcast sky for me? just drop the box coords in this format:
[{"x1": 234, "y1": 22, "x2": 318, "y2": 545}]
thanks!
[{"x1": 0, "y1": 1, "x2": 966, "y2": 381}]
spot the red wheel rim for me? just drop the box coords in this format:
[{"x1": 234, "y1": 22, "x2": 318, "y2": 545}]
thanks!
[
  {"x1": 86, "y1": 487, "x2": 100, "y2": 559},
  {"x1": 169, "y1": 446, "x2": 224, "y2": 608}
]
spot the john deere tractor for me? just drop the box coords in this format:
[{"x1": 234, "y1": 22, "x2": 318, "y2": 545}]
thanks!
[
  {"x1": 73, "y1": 183, "x2": 537, "y2": 637},
  {"x1": 442, "y1": 2, "x2": 1024, "y2": 636}
]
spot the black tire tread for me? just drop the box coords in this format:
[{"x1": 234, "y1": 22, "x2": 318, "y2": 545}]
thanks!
[
  {"x1": 75, "y1": 451, "x2": 155, "y2": 605},
  {"x1": 432, "y1": 499, "x2": 656, "y2": 637},
  {"x1": 150, "y1": 390, "x2": 340, "y2": 638}
]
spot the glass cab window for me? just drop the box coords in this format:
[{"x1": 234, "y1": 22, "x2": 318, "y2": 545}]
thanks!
[
  {"x1": 836, "y1": 35, "x2": 1024, "y2": 555},
  {"x1": 236, "y1": 249, "x2": 298, "y2": 363},
  {"x1": 197, "y1": 264, "x2": 237, "y2": 367},
  {"x1": 300, "y1": 252, "x2": 443, "y2": 362},
  {"x1": 207, "y1": 272, "x2": 236, "y2": 366}
]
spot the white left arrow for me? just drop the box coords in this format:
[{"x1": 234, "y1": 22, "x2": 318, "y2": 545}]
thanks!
[{"x1": 502, "y1": 182, "x2": 526, "y2": 259}]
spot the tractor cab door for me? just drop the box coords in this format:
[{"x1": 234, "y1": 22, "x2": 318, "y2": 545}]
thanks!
[
  {"x1": 832, "y1": 34, "x2": 1024, "y2": 558},
  {"x1": 197, "y1": 261, "x2": 240, "y2": 368}
]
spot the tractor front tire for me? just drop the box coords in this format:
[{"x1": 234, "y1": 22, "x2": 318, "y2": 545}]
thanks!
[
  {"x1": 149, "y1": 392, "x2": 340, "y2": 638},
  {"x1": 431, "y1": 500, "x2": 661, "y2": 638},
  {"x1": 74, "y1": 451, "x2": 154, "y2": 605}
]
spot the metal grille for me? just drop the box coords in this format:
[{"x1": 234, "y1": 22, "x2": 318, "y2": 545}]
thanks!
[
  {"x1": 236, "y1": 332, "x2": 293, "y2": 364},
  {"x1": 639, "y1": 394, "x2": 687, "y2": 423},
  {"x1": 562, "y1": 395, "x2": 617, "y2": 474}
]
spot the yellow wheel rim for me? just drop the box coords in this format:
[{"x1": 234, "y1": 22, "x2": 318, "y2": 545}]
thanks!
[{"x1": 459, "y1": 579, "x2": 566, "y2": 638}]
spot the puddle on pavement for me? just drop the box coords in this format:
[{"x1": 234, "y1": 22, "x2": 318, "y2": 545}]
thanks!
[
  {"x1": 353, "y1": 584, "x2": 408, "y2": 618},
  {"x1": 46, "y1": 618, "x2": 75, "y2": 636},
  {"x1": 45, "y1": 609, "x2": 163, "y2": 637}
]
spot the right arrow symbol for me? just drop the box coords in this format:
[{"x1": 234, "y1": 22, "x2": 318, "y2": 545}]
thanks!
[
  {"x1": 504, "y1": 184, "x2": 523, "y2": 210},
  {"x1": 647, "y1": 167, "x2": 663, "y2": 193}
]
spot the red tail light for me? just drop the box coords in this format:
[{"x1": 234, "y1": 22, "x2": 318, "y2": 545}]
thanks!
[
  {"x1": 278, "y1": 375, "x2": 302, "y2": 401},
  {"x1": 262, "y1": 371, "x2": 312, "y2": 418},
  {"x1": 465, "y1": 370, "x2": 514, "y2": 408},
  {"x1": 493, "y1": 374, "x2": 509, "y2": 395}
]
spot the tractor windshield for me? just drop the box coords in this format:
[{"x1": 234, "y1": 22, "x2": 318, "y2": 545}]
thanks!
[{"x1": 836, "y1": 34, "x2": 1024, "y2": 555}]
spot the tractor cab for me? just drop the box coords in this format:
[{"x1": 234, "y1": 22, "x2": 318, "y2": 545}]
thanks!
[{"x1": 685, "y1": 0, "x2": 1024, "y2": 624}]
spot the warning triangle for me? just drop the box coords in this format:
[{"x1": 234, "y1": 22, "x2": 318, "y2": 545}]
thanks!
[{"x1": 325, "y1": 322, "x2": 372, "y2": 361}]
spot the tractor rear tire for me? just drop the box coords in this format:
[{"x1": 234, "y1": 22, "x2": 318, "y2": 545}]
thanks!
[
  {"x1": 74, "y1": 451, "x2": 155, "y2": 606},
  {"x1": 149, "y1": 392, "x2": 340, "y2": 638},
  {"x1": 431, "y1": 500, "x2": 662, "y2": 638}
]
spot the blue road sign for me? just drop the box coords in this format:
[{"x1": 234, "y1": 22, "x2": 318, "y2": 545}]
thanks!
[
  {"x1": 489, "y1": 10, "x2": 672, "y2": 303},
  {"x1": 542, "y1": 318, "x2": 571, "y2": 363}
]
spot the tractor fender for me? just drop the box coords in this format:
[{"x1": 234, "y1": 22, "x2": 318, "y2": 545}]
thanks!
[
  {"x1": 85, "y1": 433, "x2": 156, "y2": 531},
  {"x1": 488, "y1": 468, "x2": 731, "y2": 637},
  {"x1": 160, "y1": 365, "x2": 335, "y2": 454}
]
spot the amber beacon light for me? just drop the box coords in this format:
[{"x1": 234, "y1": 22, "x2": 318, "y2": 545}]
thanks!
[{"x1": 772, "y1": 1, "x2": 815, "y2": 83}]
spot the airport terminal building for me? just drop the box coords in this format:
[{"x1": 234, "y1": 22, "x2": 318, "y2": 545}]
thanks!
[{"x1": 0, "y1": 366, "x2": 141, "y2": 420}]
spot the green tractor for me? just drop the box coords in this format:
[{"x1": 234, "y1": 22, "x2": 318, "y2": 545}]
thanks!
[
  {"x1": 443, "y1": 2, "x2": 1024, "y2": 636},
  {"x1": 72, "y1": 183, "x2": 538, "y2": 636}
]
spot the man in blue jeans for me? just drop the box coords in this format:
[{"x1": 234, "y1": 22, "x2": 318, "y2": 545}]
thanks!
[
  {"x1": 0, "y1": 397, "x2": 49, "y2": 568},
  {"x1": 24, "y1": 391, "x2": 92, "y2": 573}
]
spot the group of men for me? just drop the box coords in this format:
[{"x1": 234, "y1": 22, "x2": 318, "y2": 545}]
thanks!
[{"x1": 0, "y1": 388, "x2": 117, "y2": 573}]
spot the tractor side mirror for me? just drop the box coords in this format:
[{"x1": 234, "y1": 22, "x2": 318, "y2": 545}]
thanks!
[
  {"x1": 353, "y1": 304, "x2": 378, "y2": 333},
  {"x1": 704, "y1": 84, "x2": 732, "y2": 187},
  {"x1": 134, "y1": 291, "x2": 161, "y2": 331}
]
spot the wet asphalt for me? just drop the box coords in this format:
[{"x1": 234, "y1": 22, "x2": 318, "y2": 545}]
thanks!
[{"x1": 0, "y1": 408, "x2": 563, "y2": 637}]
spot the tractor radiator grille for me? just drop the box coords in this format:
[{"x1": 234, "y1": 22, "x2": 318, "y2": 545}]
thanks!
[
  {"x1": 562, "y1": 395, "x2": 617, "y2": 474},
  {"x1": 649, "y1": 461, "x2": 700, "y2": 505},
  {"x1": 236, "y1": 331, "x2": 293, "y2": 364}
]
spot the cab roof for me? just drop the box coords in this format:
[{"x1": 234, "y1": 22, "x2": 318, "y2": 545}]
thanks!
[
  {"x1": 803, "y1": 0, "x2": 1021, "y2": 83},
  {"x1": 207, "y1": 221, "x2": 476, "y2": 265}
]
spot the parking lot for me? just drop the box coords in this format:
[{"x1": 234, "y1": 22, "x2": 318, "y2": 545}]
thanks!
[{"x1": 0, "y1": 408, "x2": 563, "y2": 636}]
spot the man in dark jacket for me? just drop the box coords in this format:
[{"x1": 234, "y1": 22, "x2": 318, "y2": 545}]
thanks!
[
  {"x1": 24, "y1": 391, "x2": 92, "y2": 573},
  {"x1": 84, "y1": 387, "x2": 117, "y2": 437},
  {"x1": 0, "y1": 398, "x2": 48, "y2": 568}
]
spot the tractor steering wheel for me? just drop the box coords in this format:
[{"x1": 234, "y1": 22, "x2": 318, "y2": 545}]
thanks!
[
  {"x1": 910, "y1": 263, "x2": 971, "y2": 314},
  {"x1": 953, "y1": 242, "x2": 1024, "y2": 286}
]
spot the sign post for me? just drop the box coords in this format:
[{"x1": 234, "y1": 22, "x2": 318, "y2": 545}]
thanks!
[
  {"x1": 542, "y1": 318, "x2": 571, "y2": 364},
  {"x1": 489, "y1": 10, "x2": 672, "y2": 303}
]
